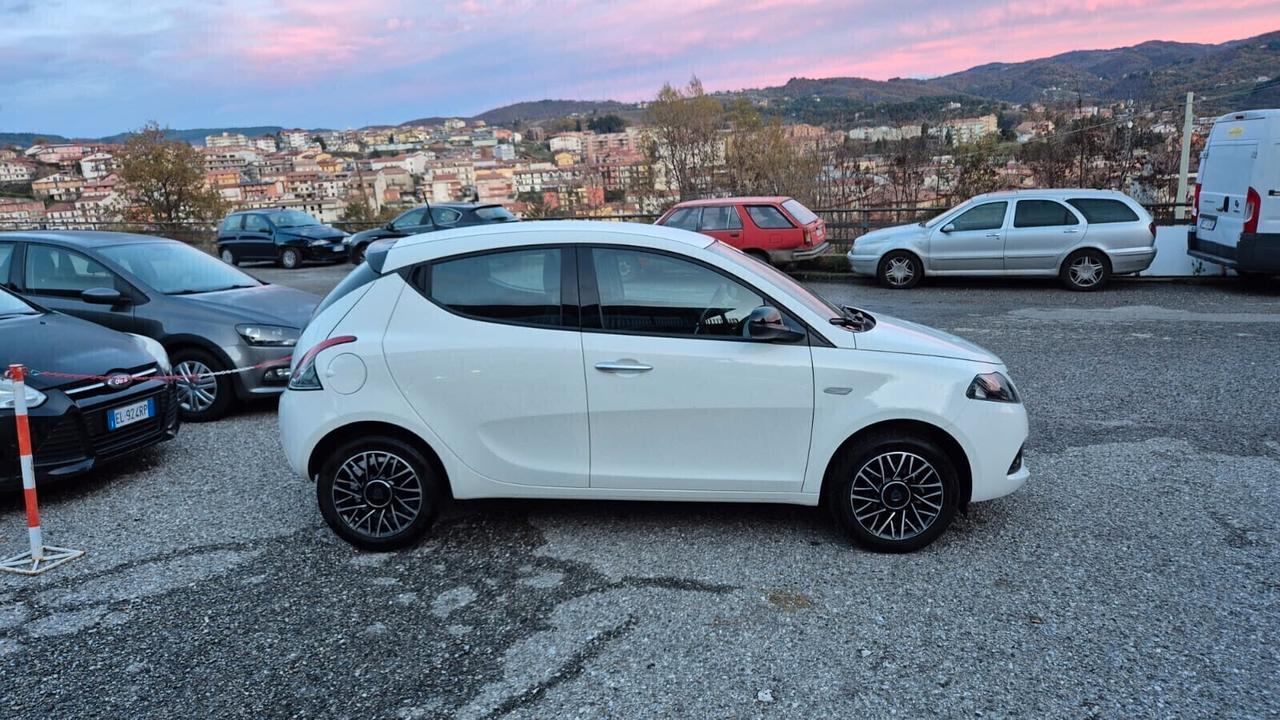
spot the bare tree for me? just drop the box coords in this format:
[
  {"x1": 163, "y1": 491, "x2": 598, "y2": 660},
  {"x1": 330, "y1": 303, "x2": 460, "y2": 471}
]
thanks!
[{"x1": 644, "y1": 76, "x2": 723, "y2": 200}]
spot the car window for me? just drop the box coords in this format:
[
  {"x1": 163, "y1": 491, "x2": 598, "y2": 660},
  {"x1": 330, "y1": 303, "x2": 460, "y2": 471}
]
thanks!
[
  {"x1": 746, "y1": 205, "x2": 794, "y2": 229},
  {"x1": 1014, "y1": 200, "x2": 1079, "y2": 228},
  {"x1": 664, "y1": 207, "x2": 700, "y2": 231},
  {"x1": 0, "y1": 243, "x2": 13, "y2": 284},
  {"x1": 700, "y1": 206, "x2": 741, "y2": 231},
  {"x1": 429, "y1": 248, "x2": 563, "y2": 327},
  {"x1": 267, "y1": 210, "x2": 319, "y2": 228},
  {"x1": 781, "y1": 199, "x2": 819, "y2": 225},
  {"x1": 949, "y1": 202, "x2": 1008, "y2": 232},
  {"x1": 432, "y1": 208, "x2": 463, "y2": 226},
  {"x1": 243, "y1": 214, "x2": 271, "y2": 232},
  {"x1": 24, "y1": 245, "x2": 117, "y2": 297},
  {"x1": 219, "y1": 216, "x2": 242, "y2": 234},
  {"x1": 1067, "y1": 198, "x2": 1140, "y2": 224},
  {"x1": 475, "y1": 206, "x2": 515, "y2": 222},
  {"x1": 392, "y1": 208, "x2": 428, "y2": 229},
  {"x1": 590, "y1": 247, "x2": 790, "y2": 339}
]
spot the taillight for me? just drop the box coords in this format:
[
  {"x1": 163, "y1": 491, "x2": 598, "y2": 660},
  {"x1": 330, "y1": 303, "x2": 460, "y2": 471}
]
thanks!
[
  {"x1": 288, "y1": 335, "x2": 356, "y2": 391},
  {"x1": 1192, "y1": 183, "x2": 1201, "y2": 220},
  {"x1": 804, "y1": 228, "x2": 813, "y2": 245},
  {"x1": 1148, "y1": 222, "x2": 1156, "y2": 239},
  {"x1": 1244, "y1": 187, "x2": 1261, "y2": 235}
]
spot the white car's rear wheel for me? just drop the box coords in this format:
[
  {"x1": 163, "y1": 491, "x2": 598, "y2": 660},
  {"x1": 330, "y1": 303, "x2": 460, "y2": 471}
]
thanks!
[{"x1": 317, "y1": 437, "x2": 441, "y2": 551}]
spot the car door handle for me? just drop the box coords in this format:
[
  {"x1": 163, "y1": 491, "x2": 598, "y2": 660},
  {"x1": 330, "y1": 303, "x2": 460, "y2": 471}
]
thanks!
[
  {"x1": 984, "y1": 233, "x2": 1001, "y2": 238},
  {"x1": 1063, "y1": 228, "x2": 1080, "y2": 234},
  {"x1": 595, "y1": 360, "x2": 653, "y2": 373}
]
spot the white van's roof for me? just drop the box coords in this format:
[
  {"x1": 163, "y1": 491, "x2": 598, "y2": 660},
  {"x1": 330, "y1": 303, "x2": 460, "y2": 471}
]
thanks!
[{"x1": 1212, "y1": 108, "x2": 1280, "y2": 122}]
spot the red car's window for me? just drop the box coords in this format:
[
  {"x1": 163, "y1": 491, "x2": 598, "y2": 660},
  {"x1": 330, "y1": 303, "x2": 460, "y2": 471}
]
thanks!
[
  {"x1": 700, "y1": 206, "x2": 741, "y2": 231},
  {"x1": 746, "y1": 205, "x2": 794, "y2": 229},
  {"x1": 664, "y1": 207, "x2": 701, "y2": 231}
]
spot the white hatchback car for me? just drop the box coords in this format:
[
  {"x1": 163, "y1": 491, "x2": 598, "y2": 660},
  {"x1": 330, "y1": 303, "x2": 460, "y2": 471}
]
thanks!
[
  {"x1": 280, "y1": 221, "x2": 1029, "y2": 553},
  {"x1": 848, "y1": 189, "x2": 1156, "y2": 290}
]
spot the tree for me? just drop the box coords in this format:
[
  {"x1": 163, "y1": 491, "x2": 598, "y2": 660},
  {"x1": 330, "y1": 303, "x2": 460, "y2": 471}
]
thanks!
[
  {"x1": 950, "y1": 138, "x2": 1007, "y2": 200},
  {"x1": 722, "y1": 100, "x2": 819, "y2": 203},
  {"x1": 644, "y1": 76, "x2": 723, "y2": 200},
  {"x1": 1021, "y1": 138, "x2": 1075, "y2": 188},
  {"x1": 118, "y1": 122, "x2": 225, "y2": 223},
  {"x1": 588, "y1": 114, "x2": 627, "y2": 134}
]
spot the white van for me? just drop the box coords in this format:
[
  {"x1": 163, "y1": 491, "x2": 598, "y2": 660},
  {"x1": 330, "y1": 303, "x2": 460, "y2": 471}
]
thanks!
[{"x1": 1188, "y1": 109, "x2": 1280, "y2": 277}]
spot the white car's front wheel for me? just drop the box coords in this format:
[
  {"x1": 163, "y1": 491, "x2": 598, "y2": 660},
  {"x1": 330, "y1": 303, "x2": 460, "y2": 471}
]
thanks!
[{"x1": 828, "y1": 433, "x2": 959, "y2": 552}]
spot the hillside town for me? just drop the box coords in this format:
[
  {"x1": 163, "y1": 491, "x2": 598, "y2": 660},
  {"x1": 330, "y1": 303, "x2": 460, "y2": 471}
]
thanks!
[{"x1": 0, "y1": 99, "x2": 1212, "y2": 228}]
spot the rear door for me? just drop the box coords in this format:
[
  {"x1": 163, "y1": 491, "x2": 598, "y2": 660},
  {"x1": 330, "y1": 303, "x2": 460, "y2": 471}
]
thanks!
[
  {"x1": 18, "y1": 243, "x2": 137, "y2": 332},
  {"x1": 1198, "y1": 141, "x2": 1258, "y2": 250},
  {"x1": 697, "y1": 205, "x2": 745, "y2": 247},
  {"x1": 1004, "y1": 199, "x2": 1084, "y2": 271},
  {"x1": 929, "y1": 201, "x2": 1008, "y2": 271}
]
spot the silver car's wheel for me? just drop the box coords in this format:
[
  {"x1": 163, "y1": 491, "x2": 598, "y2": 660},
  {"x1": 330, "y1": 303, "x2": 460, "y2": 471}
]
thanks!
[
  {"x1": 175, "y1": 359, "x2": 218, "y2": 414},
  {"x1": 878, "y1": 251, "x2": 921, "y2": 289},
  {"x1": 331, "y1": 451, "x2": 424, "y2": 539},
  {"x1": 1069, "y1": 256, "x2": 1104, "y2": 287},
  {"x1": 849, "y1": 451, "x2": 944, "y2": 541}
]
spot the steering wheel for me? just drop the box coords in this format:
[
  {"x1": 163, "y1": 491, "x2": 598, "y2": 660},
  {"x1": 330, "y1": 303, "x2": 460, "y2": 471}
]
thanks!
[{"x1": 694, "y1": 284, "x2": 734, "y2": 336}]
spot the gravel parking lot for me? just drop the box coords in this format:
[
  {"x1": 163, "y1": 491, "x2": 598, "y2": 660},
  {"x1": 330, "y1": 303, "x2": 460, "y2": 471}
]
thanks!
[{"x1": 2, "y1": 266, "x2": 1278, "y2": 719}]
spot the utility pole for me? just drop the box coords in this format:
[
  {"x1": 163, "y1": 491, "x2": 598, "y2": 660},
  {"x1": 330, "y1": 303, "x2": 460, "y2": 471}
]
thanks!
[{"x1": 1175, "y1": 91, "x2": 1194, "y2": 221}]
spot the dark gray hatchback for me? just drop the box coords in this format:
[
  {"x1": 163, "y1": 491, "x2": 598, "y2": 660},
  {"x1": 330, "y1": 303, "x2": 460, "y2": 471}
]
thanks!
[{"x1": 0, "y1": 231, "x2": 321, "y2": 421}]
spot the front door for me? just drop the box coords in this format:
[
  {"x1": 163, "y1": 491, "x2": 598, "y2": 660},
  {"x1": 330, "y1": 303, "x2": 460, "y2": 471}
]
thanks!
[
  {"x1": 241, "y1": 214, "x2": 276, "y2": 260},
  {"x1": 929, "y1": 201, "x2": 1008, "y2": 271},
  {"x1": 1004, "y1": 199, "x2": 1085, "y2": 271},
  {"x1": 383, "y1": 245, "x2": 589, "y2": 488},
  {"x1": 19, "y1": 243, "x2": 137, "y2": 332},
  {"x1": 579, "y1": 246, "x2": 814, "y2": 493}
]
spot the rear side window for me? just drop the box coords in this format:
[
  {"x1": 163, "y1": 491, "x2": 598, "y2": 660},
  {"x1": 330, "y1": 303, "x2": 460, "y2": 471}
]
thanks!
[
  {"x1": 664, "y1": 207, "x2": 700, "y2": 231},
  {"x1": 1014, "y1": 200, "x2": 1078, "y2": 228},
  {"x1": 428, "y1": 248, "x2": 564, "y2": 327},
  {"x1": 475, "y1": 206, "x2": 515, "y2": 222},
  {"x1": 700, "y1": 206, "x2": 741, "y2": 231},
  {"x1": 746, "y1": 205, "x2": 794, "y2": 229},
  {"x1": 781, "y1": 199, "x2": 819, "y2": 225},
  {"x1": 432, "y1": 208, "x2": 463, "y2": 226},
  {"x1": 1067, "y1": 199, "x2": 1140, "y2": 224}
]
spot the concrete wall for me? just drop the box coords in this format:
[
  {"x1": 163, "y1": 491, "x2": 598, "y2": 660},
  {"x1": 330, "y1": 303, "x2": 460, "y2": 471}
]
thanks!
[{"x1": 1143, "y1": 224, "x2": 1234, "y2": 277}]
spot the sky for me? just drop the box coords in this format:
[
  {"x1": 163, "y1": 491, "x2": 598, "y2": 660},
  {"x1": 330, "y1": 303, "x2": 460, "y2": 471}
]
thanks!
[{"x1": 1, "y1": 0, "x2": 1278, "y2": 138}]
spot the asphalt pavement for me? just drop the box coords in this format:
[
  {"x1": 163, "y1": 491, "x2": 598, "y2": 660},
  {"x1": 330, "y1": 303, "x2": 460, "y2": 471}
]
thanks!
[{"x1": 1, "y1": 267, "x2": 1277, "y2": 719}]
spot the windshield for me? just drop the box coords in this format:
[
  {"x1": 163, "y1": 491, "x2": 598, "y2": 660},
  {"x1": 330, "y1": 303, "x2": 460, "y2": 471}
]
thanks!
[
  {"x1": 267, "y1": 210, "x2": 321, "y2": 228},
  {"x1": 0, "y1": 287, "x2": 38, "y2": 316},
  {"x1": 709, "y1": 242, "x2": 842, "y2": 320},
  {"x1": 100, "y1": 242, "x2": 262, "y2": 295},
  {"x1": 922, "y1": 202, "x2": 964, "y2": 228}
]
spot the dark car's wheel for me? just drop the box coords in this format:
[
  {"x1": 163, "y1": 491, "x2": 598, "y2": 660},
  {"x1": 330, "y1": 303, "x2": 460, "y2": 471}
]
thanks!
[
  {"x1": 219, "y1": 247, "x2": 238, "y2": 266},
  {"x1": 317, "y1": 437, "x2": 441, "y2": 551},
  {"x1": 877, "y1": 251, "x2": 922, "y2": 289},
  {"x1": 1060, "y1": 249, "x2": 1110, "y2": 291},
  {"x1": 171, "y1": 348, "x2": 233, "y2": 422},
  {"x1": 349, "y1": 243, "x2": 367, "y2": 265},
  {"x1": 279, "y1": 247, "x2": 302, "y2": 270},
  {"x1": 827, "y1": 433, "x2": 959, "y2": 553}
]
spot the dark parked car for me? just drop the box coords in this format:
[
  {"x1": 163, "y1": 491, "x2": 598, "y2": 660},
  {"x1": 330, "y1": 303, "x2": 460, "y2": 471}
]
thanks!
[
  {"x1": 344, "y1": 202, "x2": 516, "y2": 264},
  {"x1": 216, "y1": 209, "x2": 348, "y2": 269},
  {"x1": 0, "y1": 286, "x2": 179, "y2": 490},
  {"x1": 0, "y1": 231, "x2": 320, "y2": 421}
]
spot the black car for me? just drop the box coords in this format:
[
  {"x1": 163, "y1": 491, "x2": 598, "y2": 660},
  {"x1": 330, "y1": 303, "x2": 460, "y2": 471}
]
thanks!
[
  {"x1": 0, "y1": 231, "x2": 320, "y2": 422},
  {"x1": 344, "y1": 203, "x2": 516, "y2": 264},
  {"x1": 0, "y1": 287, "x2": 179, "y2": 490},
  {"x1": 216, "y1": 209, "x2": 349, "y2": 269}
]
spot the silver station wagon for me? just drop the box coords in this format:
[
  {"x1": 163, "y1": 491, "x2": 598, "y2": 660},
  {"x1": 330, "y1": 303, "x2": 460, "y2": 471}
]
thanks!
[{"x1": 847, "y1": 189, "x2": 1157, "y2": 290}]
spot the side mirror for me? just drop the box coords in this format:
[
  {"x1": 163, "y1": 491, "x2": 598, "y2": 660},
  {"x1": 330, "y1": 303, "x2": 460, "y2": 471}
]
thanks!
[
  {"x1": 81, "y1": 287, "x2": 127, "y2": 306},
  {"x1": 941, "y1": 223, "x2": 956, "y2": 233},
  {"x1": 746, "y1": 306, "x2": 804, "y2": 343},
  {"x1": 385, "y1": 222, "x2": 395, "y2": 230}
]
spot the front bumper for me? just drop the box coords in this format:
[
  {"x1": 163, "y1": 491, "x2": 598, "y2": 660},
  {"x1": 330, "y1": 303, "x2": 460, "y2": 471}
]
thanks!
[
  {"x1": 0, "y1": 381, "x2": 180, "y2": 490},
  {"x1": 846, "y1": 250, "x2": 881, "y2": 277},
  {"x1": 954, "y1": 395, "x2": 1030, "y2": 504},
  {"x1": 299, "y1": 242, "x2": 349, "y2": 263},
  {"x1": 223, "y1": 343, "x2": 296, "y2": 400}
]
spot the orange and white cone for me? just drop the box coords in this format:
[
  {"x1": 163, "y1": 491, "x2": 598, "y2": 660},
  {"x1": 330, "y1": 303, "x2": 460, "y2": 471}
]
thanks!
[{"x1": 1, "y1": 364, "x2": 83, "y2": 575}]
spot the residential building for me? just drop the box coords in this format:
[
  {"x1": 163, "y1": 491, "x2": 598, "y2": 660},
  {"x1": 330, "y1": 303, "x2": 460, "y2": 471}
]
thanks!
[{"x1": 206, "y1": 132, "x2": 249, "y2": 148}]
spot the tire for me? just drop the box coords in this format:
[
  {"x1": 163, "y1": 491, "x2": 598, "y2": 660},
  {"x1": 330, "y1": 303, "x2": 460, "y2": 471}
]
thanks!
[
  {"x1": 877, "y1": 251, "x2": 922, "y2": 289},
  {"x1": 279, "y1": 247, "x2": 302, "y2": 270},
  {"x1": 745, "y1": 249, "x2": 772, "y2": 266},
  {"x1": 826, "y1": 433, "x2": 959, "y2": 553},
  {"x1": 317, "y1": 436, "x2": 442, "y2": 551},
  {"x1": 349, "y1": 243, "x2": 366, "y2": 265},
  {"x1": 219, "y1": 247, "x2": 238, "y2": 266},
  {"x1": 1060, "y1": 249, "x2": 1110, "y2": 291},
  {"x1": 171, "y1": 347, "x2": 234, "y2": 422}
]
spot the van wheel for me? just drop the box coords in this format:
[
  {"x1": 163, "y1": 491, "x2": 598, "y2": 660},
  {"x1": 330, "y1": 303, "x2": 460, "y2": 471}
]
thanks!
[
  {"x1": 219, "y1": 247, "x2": 238, "y2": 266},
  {"x1": 317, "y1": 437, "x2": 441, "y2": 551},
  {"x1": 826, "y1": 433, "x2": 958, "y2": 552},
  {"x1": 1061, "y1": 249, "x2": 1110, "y2": 291},
  {"x1": 279, "y1": 248, "x2": 302, "y2": 269},
  {"x1": 877, "y1": 251, "x2": 922, "y2": 289}
]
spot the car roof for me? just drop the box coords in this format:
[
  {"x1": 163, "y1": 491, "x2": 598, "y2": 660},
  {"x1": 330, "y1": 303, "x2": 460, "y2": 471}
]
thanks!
[
  {"x1": 969, "y1": 188, "x2": 1134, "y2": 202},
  {"x1": 430, "y1": 202, "x2": 505, "y2": 210},
  {"x1": 0, "y1": 230, "x2": 171, "y2": 247},
  {"x1": 673, "y1": 196, "x2": 792, "y2": 207}
]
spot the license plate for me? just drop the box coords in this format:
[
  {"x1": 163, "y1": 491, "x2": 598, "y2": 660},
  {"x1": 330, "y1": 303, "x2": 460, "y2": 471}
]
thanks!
[
  {"x1": 1199, "y1": 215, "x2": 1216, "y2": 231},
  {"x1": 331, "y1": 243, "x2": 344, "y2": 251},
  {"x1": 107, "y1": 398, "x2": 154, "y2": 431}
]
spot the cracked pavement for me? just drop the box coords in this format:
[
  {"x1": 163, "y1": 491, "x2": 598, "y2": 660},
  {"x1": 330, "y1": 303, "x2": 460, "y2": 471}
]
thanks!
[{"x1": 2, "y1": 270, "x2": 1278, "y2": 718}]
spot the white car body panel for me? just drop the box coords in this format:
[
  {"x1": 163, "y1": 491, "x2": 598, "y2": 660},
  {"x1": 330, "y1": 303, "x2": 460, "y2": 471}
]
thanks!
[{"x1": 281, "y1": 221, "x2": 1029, "y2": 514}]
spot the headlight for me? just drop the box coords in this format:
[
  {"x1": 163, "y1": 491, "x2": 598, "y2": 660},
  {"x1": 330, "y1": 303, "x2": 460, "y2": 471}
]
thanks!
[
  {"x1": 308, "y1": 238, "x2": 331, "y2": 246},
  {"x1": 128, "y1": 333, "x2": 171, "y2": 373},
  {"x1": 237, "y1": 324, "x2": 300, "y2": 347},
  {"x1": 0, "y1": 378, "x2": 47, "y2": 410},
  {"x1": 966, "y1": 372, "x2": 1020, "y2": 403}
]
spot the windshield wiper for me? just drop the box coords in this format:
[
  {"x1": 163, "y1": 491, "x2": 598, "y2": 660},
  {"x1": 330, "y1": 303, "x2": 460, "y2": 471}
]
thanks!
[{"x1": 829, "y1": 305, "x2": 877, "y2": 332}]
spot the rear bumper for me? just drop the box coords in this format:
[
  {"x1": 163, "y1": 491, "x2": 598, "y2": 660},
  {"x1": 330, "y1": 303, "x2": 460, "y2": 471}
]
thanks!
[
  {"x1": 769, "y1": 241, "x2": 831, "y2": 263},
  {"x1": 1188, "y1": 230, "x2": 1280, "y2": 273},
  {"x1": 1107, "y1": 246, "x2": 1157, "y2": 274}
]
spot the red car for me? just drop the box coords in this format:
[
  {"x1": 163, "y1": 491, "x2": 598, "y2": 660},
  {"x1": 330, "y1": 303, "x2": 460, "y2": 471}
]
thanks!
[{"x1": 655, "y1": 196, "x2": 829, "y2": 264}]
